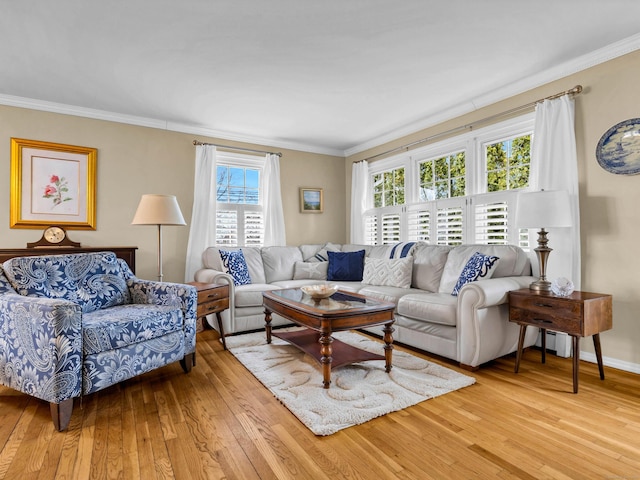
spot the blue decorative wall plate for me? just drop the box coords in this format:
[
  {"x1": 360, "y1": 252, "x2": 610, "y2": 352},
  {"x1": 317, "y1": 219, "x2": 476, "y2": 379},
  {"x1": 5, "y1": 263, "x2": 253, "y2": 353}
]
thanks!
[{"x1": 596, "y1": 118, "x2": 640, "y2": 175}]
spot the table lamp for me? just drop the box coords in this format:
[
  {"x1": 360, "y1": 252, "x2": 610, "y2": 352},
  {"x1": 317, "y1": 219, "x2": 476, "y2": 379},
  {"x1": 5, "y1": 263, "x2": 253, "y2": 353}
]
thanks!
[
  {"x1": 515, "y1": 189, "x2": 572, "y2": 292},
  {"x1": 132, "y1": 194, "x2": 186, "y2": 281}
]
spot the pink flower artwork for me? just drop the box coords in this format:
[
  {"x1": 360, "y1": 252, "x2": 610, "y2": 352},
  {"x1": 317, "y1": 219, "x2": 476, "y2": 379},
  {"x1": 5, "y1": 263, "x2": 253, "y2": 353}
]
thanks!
[{"x1": 43, "y1": 174, "x2": 72, "y2": 207}]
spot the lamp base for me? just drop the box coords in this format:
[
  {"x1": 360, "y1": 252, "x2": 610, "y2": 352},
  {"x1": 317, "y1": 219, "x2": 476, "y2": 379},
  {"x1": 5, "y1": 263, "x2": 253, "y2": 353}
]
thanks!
[{"x1": 529, "y1": 279, "x2": 552, "y2": 292}]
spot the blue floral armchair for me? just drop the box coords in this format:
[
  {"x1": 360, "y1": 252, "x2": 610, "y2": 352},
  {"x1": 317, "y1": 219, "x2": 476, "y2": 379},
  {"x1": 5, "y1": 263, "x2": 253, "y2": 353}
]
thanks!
[{"x1": 0, "y1": 251, "x2": 197, "y2": 431}]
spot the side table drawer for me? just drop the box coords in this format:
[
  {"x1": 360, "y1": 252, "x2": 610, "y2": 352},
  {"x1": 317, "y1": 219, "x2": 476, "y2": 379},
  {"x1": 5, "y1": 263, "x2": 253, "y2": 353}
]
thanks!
[
  {"x1": 509, "y1": 294, "x2": 582, "y2": 319},
  {"x1": 196, "y1": 285, "x2": 229, "y2": 304},
  {"x1": 197, "y1": 298, "x2": 229, "y2": 317},
  {"x1": 509, "y1": 307, "x2": 582, "y2": 335}
]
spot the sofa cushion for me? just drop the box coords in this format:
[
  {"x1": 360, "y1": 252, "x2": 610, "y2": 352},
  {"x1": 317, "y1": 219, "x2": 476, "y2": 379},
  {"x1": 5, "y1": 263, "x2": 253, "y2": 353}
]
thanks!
[
  {"x1": 388, "y1": 241, "x2": 418, "y2": 259},
  {"x1": 451, "y1": 252, "x2": 499, "y2": 296},
  {"x1": 304, "y1": 242, "x2": 341, "y2": 262},
  {"x1": 82, "y1": 304, "x2": 183, "y2": 355},
  {"x1": 362, "y1": 257, "x2": 413, "y2": 288},
  {"x1": 327, "y1": 250, "x2": 365, "y2": 281},
  {"x1": 358, "y1": 285, "x2": 423, "y2": 307},
  {"x1": 293, "y1": 261, "x2": 328, "y2": 280},
  {"x1": 412, "y1": 244, "x2": 452, "y2": 292},
  {"x1": 2, "y1": 251, "x2": 130, "y2": 314},
  {"x1": 235, "y1": 283, "x2": 281, "y2": 308},
  {"x1": 219, "y1": 249, "x2": 252, "y2": 285},
  {"x1": 203, "y1": 247, "x2": 266, "y2": 284},
  {"x1": 397, "y1": 293, "x2": 458, "y2": 326},
  {"x1": 439, "y1": 244, "x2": 529, "y2": 294},
  {"x1": 261, "y1": 246, "x2": 303, "y2": 283}
]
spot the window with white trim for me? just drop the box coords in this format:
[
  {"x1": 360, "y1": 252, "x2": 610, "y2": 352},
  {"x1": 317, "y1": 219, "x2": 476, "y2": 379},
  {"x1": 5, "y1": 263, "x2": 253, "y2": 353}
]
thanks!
[
  {"x1": 215, "y1": 153, "x2": 264, "y2": 247},
  {"x1": 364, "y1": 114, "x2": 534, "y2": 247}
]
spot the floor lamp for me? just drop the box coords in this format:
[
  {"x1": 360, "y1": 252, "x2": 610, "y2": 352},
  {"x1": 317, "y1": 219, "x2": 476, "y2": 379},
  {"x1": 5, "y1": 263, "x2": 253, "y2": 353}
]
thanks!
[
  {"x1": 132, "y1": 194, "x2": 186, "y2": 281},
  {"x1": 515, "y1": 190, "x2": 572, "y2": 292}
]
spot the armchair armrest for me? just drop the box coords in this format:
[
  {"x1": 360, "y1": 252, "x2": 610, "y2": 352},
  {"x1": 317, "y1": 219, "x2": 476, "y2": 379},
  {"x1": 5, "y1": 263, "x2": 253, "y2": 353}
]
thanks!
[
  {"x1": 457, "y1": 276, "x2": 536, "y2": 308},
  {"x1": 0, "y1": 294, "x2": 82, "y2": 404},
  {"x1": 127, "y1": 279, "x2": 198, "y2": 353}
]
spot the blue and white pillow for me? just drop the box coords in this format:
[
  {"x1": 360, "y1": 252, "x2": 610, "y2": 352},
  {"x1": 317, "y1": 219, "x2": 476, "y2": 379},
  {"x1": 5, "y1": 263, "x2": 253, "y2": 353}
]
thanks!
[
  {"x1": 451, "y1": 252, "x2": 499, "y2": 296},
  {"x1": 388, "y1": 241, "x2": 417, "y2": 259},
  {"x1": 219, "y1": 249, "x2": 252, "y2": 286}
]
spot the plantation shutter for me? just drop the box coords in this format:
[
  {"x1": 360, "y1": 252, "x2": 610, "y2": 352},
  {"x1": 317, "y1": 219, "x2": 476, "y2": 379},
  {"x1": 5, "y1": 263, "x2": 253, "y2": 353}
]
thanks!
[
  {"x1": 216, "y1": 210, "x2": 238, "y2": 246},
  {"x1": 436, "y1": 206, "x2": 463, "y2": 245},
  {"x1": 474, "y1": 201, "x2": 508, "y2": 245}
]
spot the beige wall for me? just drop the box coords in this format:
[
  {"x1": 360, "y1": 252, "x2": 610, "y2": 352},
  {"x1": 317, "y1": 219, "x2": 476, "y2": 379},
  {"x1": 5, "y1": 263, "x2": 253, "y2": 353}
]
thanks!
[
  {"x1": 0, "y1": 106, "x2": 345, "y2": 282},
  {"x1": 346, "y1": 49, "x2": 640, "y2": 369}
]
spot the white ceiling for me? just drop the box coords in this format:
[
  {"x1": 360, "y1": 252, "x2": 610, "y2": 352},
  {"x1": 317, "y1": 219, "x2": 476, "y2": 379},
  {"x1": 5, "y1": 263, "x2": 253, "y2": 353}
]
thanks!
[{"x1": 2, "y1": 1, "x2": 640, "y2": 156}]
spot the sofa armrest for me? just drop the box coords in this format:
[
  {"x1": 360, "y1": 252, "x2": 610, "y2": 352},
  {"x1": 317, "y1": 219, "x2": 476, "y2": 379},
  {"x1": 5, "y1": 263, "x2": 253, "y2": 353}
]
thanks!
[
  {"x1": 457, "y1": 276, "x2": 536, "y2": 308},
  {"x1": 0, "y1": 294, "x2": 83, "y2": 403},
  {"x1": 456, "y1": 276, "x2": 537, "y2": 368},
  {"x1": 194, "y1": 268, "x2": 236, "y2": 331},
  {"x1": 127, "y1": 279, "x2": 198, "y2": 354}
]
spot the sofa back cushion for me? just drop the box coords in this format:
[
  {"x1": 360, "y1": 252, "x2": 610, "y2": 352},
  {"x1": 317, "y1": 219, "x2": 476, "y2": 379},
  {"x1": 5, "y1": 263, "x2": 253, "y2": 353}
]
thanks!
[
  {"x1": 411, "y1": 244, "x2": 452, "y2": 292},
  {"x1": 261, "y1": 246, "x2": 303, "y2": 283},
  {"x1": 2, "y1": 251, "x2": 131, "y2": 313},
  {"x1": 438, "y1": 244, "x2": 531, "y2": 294},
  {"x1": 203, "y1": 247, "x2": 266, "y2": 284}
]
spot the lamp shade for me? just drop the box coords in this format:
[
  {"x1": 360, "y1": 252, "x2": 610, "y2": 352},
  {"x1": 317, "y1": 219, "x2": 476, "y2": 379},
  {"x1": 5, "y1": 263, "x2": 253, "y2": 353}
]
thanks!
[
  {"x1": 515, "y1": 190, "x2": 572, "y2": 228},
  {"x1": 131, "y1": 194, "x2": 186, "y2": 226}
]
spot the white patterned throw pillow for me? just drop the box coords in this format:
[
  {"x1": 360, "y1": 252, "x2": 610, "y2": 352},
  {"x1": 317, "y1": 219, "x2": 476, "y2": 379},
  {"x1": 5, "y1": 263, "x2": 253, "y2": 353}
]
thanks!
[
  {"x1": 362, "y1": 257, "x2": 413, "y2": 289},
  {"x1": 451, "y1": 252, "x2": 499, "y2": 296},
  {"x1": 293, "y1": 261, "x2": 328, "y2": 280}
]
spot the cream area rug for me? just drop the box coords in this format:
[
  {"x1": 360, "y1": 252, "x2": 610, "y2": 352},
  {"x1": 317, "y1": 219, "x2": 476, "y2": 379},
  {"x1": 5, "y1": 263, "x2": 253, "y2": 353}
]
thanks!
[{"x1": 225, "y1": 328, "x2": 476, "y2": 435}]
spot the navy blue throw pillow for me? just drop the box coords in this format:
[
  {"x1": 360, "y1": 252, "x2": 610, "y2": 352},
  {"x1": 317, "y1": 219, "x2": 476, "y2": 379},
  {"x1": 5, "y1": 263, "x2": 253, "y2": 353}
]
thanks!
[{"x1": 327, "y1": 250, "x2": 365, "y2": 281}]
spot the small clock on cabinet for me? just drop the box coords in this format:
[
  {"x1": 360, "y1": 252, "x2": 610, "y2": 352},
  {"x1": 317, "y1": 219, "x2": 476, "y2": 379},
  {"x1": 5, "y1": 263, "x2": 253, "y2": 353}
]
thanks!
[{"x1": 27, "y1": 226, "x2": 81, "y2": 248}]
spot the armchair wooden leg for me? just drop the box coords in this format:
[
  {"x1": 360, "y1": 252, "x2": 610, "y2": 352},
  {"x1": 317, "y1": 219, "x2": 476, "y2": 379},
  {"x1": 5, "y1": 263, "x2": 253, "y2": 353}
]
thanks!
[
  {"x1": 180, "y1": 352, "x2": 195, "y2": 373},
  {"x1": 50, "y1": 398, "x2": 74, "y2": 432}
]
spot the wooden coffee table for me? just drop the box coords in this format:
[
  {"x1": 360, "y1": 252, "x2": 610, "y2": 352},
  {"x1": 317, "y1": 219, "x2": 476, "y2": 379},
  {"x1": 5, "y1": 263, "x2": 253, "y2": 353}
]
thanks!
[{"x1": 262, "y1": 288, "x2": 396, "y2": 388}]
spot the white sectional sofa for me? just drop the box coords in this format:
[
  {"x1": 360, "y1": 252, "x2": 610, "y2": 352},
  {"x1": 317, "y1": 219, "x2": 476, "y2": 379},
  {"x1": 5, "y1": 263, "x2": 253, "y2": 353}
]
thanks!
[{"x1": 194, "y1": 242, "x2": 539, "y2": 369}]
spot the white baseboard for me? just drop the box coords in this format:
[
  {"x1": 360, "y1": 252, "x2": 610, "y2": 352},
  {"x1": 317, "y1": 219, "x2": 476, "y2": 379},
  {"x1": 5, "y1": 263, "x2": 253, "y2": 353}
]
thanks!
[
  {"x1": 580, "y1": 351, "x2": 640, "y2": 375},
  {"x1": 536, "y1": 331, "x2": 640, "y2": 374}
]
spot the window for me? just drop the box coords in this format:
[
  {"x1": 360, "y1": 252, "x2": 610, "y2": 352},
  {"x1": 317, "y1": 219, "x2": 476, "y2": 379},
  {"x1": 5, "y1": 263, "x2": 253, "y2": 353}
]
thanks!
[
  {"x1": 215, "y1": 153, "x2": 264, "y2": 247},
  {"x1": 373, "y1": 167, "x2": 405, "y2": 207},
  {"x1": 364, "y1": 114, "x2": 534, "y2": 247}
]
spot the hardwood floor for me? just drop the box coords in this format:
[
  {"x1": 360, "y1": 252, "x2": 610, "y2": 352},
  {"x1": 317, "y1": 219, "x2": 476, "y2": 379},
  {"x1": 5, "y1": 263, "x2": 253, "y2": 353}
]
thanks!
[{"x1": 0, "y1": 329, "x2": 638, "y2": 479}]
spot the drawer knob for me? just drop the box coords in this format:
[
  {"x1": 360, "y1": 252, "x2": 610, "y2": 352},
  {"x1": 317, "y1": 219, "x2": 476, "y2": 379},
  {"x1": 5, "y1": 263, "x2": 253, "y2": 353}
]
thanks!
[
  {"x1": 534, "y1": 318, "x2": 553, "y2": 324},
  {"x1": 533, "y1": 302, "x2": 554, "y2": 308},
  {"x1": 206, "y1": 293, "x2": 219, "y2": 299}
]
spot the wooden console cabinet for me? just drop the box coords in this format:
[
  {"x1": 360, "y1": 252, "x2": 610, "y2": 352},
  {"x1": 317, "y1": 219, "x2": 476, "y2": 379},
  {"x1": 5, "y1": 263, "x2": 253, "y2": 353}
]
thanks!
[{"x1": 0, "y1": 247, "x2": 138, "y2": 273}]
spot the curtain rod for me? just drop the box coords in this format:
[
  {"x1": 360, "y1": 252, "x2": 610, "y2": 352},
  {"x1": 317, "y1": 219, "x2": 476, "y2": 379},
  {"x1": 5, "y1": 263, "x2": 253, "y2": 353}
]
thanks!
[
  {"x1": 193, "y1": 140, "x2": 282, "y2": 157},
  {"x1": 361, "y1": 85, "x2": 583, "y2": 163}
]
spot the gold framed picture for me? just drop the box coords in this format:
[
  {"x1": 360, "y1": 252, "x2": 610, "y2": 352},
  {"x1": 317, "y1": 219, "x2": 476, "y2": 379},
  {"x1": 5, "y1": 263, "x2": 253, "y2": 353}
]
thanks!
[
  {"x1": 299, "y1": 187, "x2": 323, "y2": 213},
  {"x1": 10, "y1": 138, "x2": 97, "y2": 229}
]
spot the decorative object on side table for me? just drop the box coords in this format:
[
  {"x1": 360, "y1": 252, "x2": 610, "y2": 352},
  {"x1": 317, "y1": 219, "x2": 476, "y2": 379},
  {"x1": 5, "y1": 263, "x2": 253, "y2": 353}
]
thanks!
[
  {"x1": 508, "y1": 288, "x2": 612, "y2": 393},
  {"x1": 596, "y1": 118, "x2": 640, "y2": 175},
  {"x1": 132, "y1": 194, "x2": 186, "y2": 281},
  {"x1": 551, "y1": 277, "x2": 574, "y2": 297},
  {"x1": 10, "y1": 138, "x2": 97, "y2": 229},
  {"x1": 27, "y1": 226, "x2": 81, "y2": 248},
  {"x1": 515, "y1": 189, "x2": 572, "y2": 292},
  {"x1": 188, "y1": 282, "x2": 230, "y2": 349}
]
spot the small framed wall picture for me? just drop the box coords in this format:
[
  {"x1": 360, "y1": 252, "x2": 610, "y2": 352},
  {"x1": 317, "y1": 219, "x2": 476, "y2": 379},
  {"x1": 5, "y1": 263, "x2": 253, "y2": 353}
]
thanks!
[{"x1": 299, "y1": 187, "x2": 323, "y2": 213}]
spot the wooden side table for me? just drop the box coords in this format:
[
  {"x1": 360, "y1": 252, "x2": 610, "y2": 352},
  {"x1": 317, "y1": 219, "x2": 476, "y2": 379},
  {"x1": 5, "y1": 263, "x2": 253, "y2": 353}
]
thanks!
[
  {"x1": 508, "y1": 288, "x2": 612, "y2": 393},
  {"x1": 188, "y1": 282, "x2": 230, "y2": 349}
]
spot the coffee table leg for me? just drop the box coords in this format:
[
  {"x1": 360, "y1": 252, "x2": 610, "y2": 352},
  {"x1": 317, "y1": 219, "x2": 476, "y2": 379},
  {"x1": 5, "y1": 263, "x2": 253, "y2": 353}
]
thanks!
[
  {"x1": 265, "y1": 308, "x2": 272, "y2": 344},
  {"x1": 383, "y1": 323, "x2": 394, "y2": 373},
  {"x1": 319, "y1": 332, "x2": 333, "y2": 388}
]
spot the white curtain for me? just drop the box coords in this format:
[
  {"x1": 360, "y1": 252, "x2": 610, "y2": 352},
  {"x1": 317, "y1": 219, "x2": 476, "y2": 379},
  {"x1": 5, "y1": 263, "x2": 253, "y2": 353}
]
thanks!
[
  {"x1": 529, "y1": 95, "x2": 581, "y2": 288},
  {"x1": 185, "y1": 145, "x2": 217, "y2": 281},
  {"x1": 262, "y1": 153, "x2": 286, "y2": 246},
  {"x1": 350, "y1": 160, "x2": 369, "y2": 244}
]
